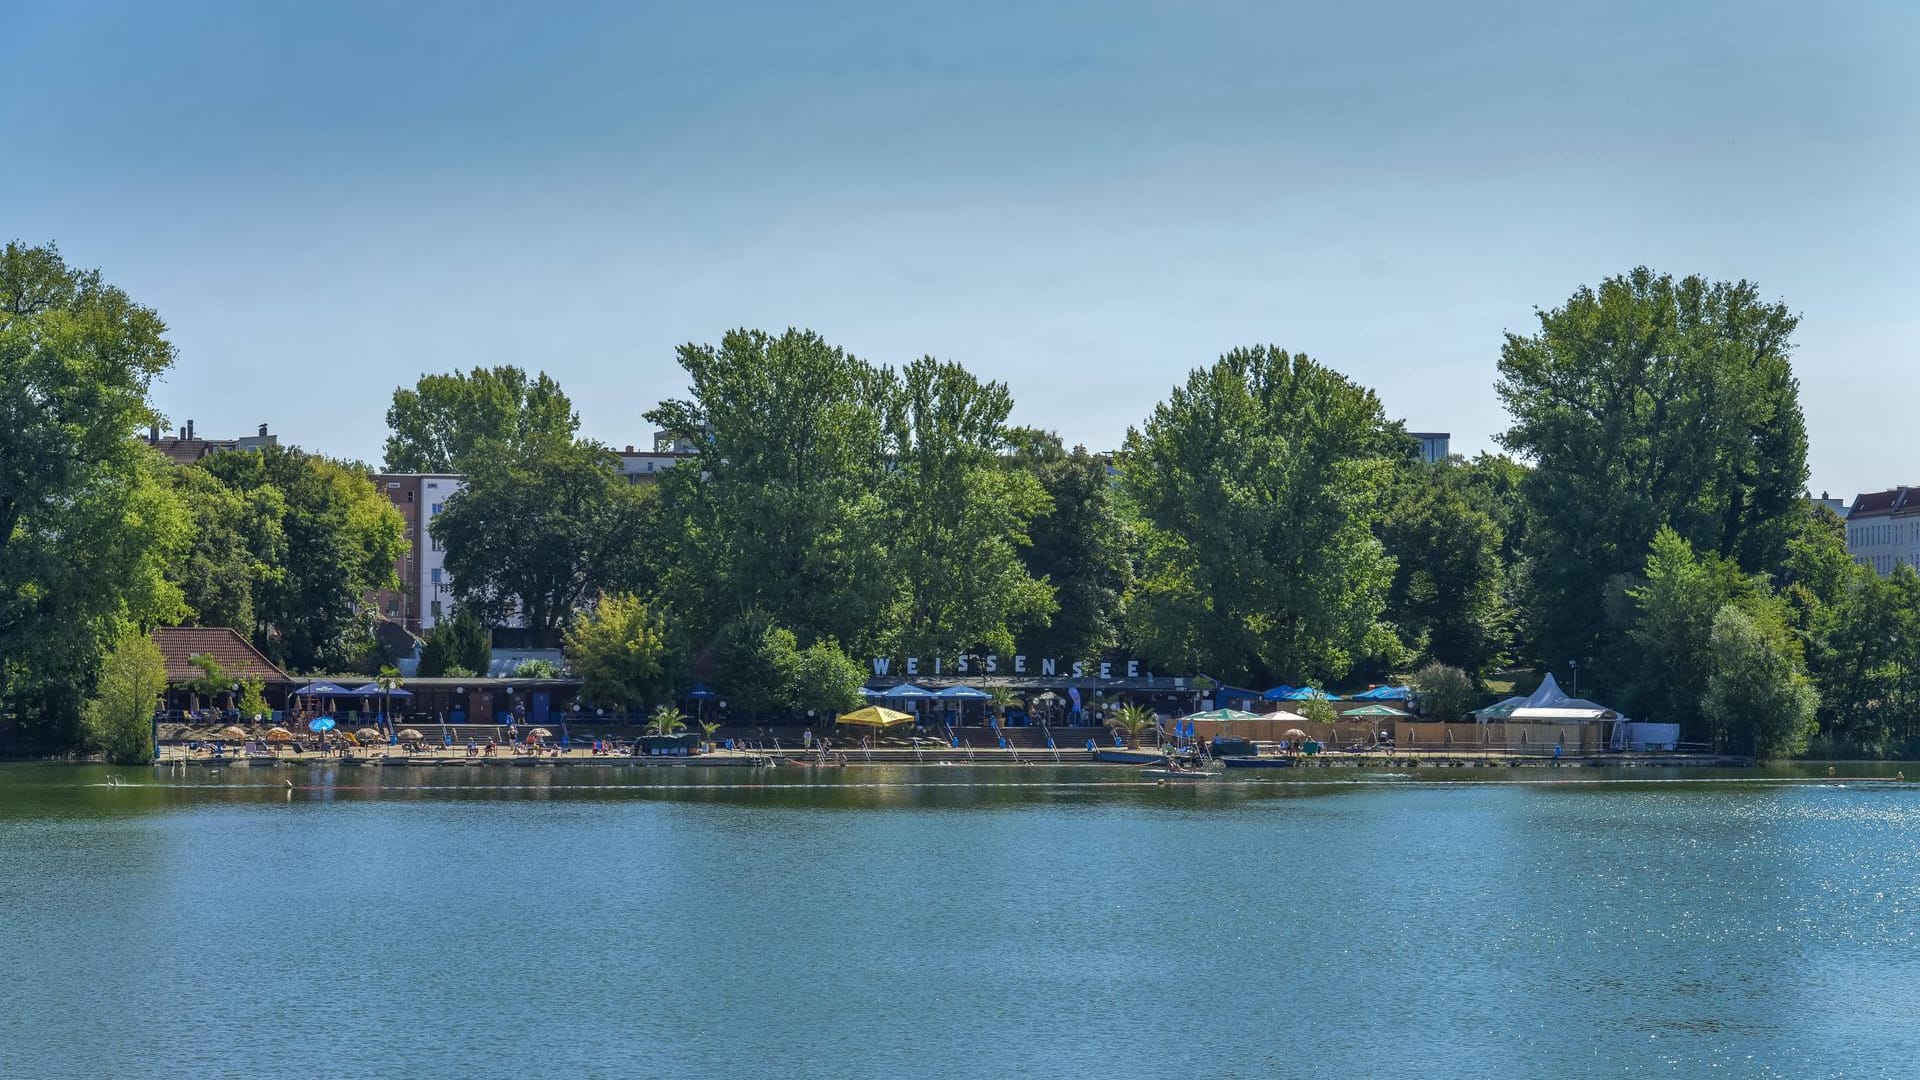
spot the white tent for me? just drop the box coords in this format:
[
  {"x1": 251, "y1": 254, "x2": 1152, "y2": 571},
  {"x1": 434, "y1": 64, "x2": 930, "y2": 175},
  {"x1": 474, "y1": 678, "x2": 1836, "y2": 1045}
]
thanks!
[{"x1": 1506, "y1": 672, "x2": 1620, "y2": 722}]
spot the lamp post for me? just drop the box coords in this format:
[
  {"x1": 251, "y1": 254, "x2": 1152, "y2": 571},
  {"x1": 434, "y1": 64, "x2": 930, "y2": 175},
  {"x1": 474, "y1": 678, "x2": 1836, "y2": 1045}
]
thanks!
[{"x1": 1568, "y1": 660, "x2": 1579, "y2": 699}]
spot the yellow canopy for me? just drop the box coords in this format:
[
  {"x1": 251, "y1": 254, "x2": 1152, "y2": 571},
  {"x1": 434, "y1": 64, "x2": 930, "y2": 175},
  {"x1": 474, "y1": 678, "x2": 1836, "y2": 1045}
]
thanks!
[{"x1": 835, "y1": 706, "x2": 915, "y2": 728}]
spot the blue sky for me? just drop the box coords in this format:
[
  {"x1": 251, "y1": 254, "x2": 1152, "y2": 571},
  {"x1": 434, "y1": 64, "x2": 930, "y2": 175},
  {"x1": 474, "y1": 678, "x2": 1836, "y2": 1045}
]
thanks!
[{"x1": 6, "y1": 0, "x2": 1916, "y2": 498}]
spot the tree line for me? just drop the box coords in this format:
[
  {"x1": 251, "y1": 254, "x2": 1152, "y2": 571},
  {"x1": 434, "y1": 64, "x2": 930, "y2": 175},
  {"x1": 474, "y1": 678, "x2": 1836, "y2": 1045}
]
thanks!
[{"x1": 6, "y1": 239, "x2": 1918, "y2": 759}]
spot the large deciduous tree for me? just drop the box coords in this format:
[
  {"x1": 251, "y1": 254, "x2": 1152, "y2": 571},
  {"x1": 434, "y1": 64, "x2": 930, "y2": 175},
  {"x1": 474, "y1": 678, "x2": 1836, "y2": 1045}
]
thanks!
[
  {"x1": 384, "y1": 365, "x2": 578, "y2": 473},
  {"x1": 0, "y1": 242, "x2": 190, "y2": 747},
  {"x1": 200, "y1": 447, "x2": 405, "y2": 671},
  {"x1": 1009, "y1": 429, "x2": 1135, "y2": 660},
  {"x1": 647, "y1": 329, "x2": 892, "y2": 652},
  {"x1": 877, "y1": 357, "x2": 1053, "y2": 658},
  {"x1": 1497, "y1": 269, "x2": 1808, "y2": 689},
  {"x1": 1378, "y1": 472, "x2": 1511, "y2": 678},
  {"x1": 1702, "y1": 604, "x2": 1818, "y2": 759},
  {"x1": 430, "y1": 441, "x2": 651, "y2": 648},
  {"x1": 1122, "y1": 346, "x2": 1403, "y2": 685}
]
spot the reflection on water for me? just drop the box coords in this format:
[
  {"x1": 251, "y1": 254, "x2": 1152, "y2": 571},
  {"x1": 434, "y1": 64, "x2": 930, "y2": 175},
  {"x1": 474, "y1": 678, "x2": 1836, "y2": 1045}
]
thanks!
[{"x1": 2, "y1": 763, "x2": 1917, "y2": 1078}]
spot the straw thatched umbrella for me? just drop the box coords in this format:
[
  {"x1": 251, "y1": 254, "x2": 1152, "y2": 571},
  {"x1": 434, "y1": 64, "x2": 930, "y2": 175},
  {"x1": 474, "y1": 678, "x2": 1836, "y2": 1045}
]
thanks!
[
  {"x1": 355, "y1": 727, "x2": 381, "y2": 741},
  {"x1": 398, "y1": 728, "x2": 424, "y2": 741},
  {"x1": 217, "y1": 725, "x2": 248, "y2": 741},
  {"x1": 265, "y1": 727, "x2": 294, "y2": 742}
]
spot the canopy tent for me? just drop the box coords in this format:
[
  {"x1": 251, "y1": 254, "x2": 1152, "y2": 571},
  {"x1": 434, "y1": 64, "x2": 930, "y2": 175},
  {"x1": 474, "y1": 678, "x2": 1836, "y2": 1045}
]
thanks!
[
  {"x1": 349, "y1": 682, "x2": 412, "y2": 697},
  {"x1": 835, "y1": 706, "x2": 915, "y2": 728},
  {"x1": 882, "y1": 684, "x2": 934, "y2": 700},
  {"x1": 859, "y1": 687, "x2": 884, "y2": 698},
  {"x1": 1351, "y1": 685, "x2": 1412, "y2": 701},
  {"x1": 1473, "y1": 695, "x2": 1527, "y2": 721},
  {"x1": 1504, "y1": 672, "x2": 1617, "y2": 721},
  {"x1": 934, "y1": 685, "x2": 991, "y2": 700},
  {"x1": 1279, "y1": 687, "x2": 1342, "y2": 701},
  {"x1": 1262, "y1": 708, "x2": 1307, "y2": 721},
  {"x1": 1342, "y1": 703, "x2": 1411, "y2": 718},
  {"x1": 290, "y1": 681, "x2": 353, "y2": 696},
  {"x1": 1261, "y1": 685, "x2": 1296, "y2": 701},
  {"x1": 682, "y1": 683, "x2": 718, "y2": 700}
]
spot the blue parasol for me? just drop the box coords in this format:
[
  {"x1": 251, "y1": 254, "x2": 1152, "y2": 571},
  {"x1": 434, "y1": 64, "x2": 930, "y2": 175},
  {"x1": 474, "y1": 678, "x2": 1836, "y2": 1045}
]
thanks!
[{"x1": 307, "y1": 716, "x2": 336, "y2": 733}]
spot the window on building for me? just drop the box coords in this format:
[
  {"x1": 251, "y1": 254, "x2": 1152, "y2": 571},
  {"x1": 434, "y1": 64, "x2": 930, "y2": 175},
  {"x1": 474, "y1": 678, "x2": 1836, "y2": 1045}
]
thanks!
[
  {"x1": 431, "y1": 600, "x2": 442, "y2": 619},
  {"x1": 386, "y1": 599, "x2": 398, "y2": 616},
  {"x1": 431, "y1": 568, "x2": 443, "y2": 584},
  {"x1": 430, "y1": 502, "x2": 442, "y2": 515},
  {"x1": 431, "y1": 535, "x2": 443, "y2": 552},
  {"x1": 407, "y1": 490, "x2": 414, "y2": 503}
]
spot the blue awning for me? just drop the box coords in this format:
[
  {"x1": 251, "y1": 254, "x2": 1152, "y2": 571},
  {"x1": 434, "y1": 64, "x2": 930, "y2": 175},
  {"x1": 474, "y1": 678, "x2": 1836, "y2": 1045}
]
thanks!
[
  {"x1": 883, "y1": 684, "x2": 934, "y2": 699},
  {"x1": 683, "y1": 683, "x2": 718, "y2": 700},
  {"x1": 291, "y1": 681, "x2": 353, "y2": 696},
  {"x1": 1352, "y1": 685, "x2": 1411, "y2": 700},
  {"x1": 935, "y1": 685, "x2": 991, "y2": 700},
  {"x1": 349, "y1": 682, "x2": 412, "y2": 697},
  {"x1": 1281, "y1": 687, "x2": 1342, "y2": 701},
  {"x1": 1261, "y1": 685, "x2": 1296, "y2": 701}
]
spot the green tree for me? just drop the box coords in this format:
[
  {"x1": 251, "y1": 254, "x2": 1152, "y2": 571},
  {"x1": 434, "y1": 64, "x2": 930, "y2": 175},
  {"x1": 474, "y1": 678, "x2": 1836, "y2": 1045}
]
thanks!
[
  {"x1": 1703, "y1": 604, "x2": 1818, "y2": 758},
  {"x1": 511, "y1": 658, "x2": 559, "y2": 678},
  {"x1": 82, "y1": 632, "x2": 167, "y2": 764},
  {"x1": 1378, "y1": 474, "x2": 1511, "y2": 677},
  {"x1": 201, "y1": 447, "x2": 405, "y2": 671},
  {"x1": 878, "y1": 357, "x2": 1054, "y2": 658},
  {"x1": 1623, "y1": 528, "x2": 1756, "y2": 735},
  {"x1": 167, "y1": 466, "x2": 281, "y2": 633},
  {"x1": 1297, "y1": 690, "x2": 1338, "y2": 727},
  {"x1": 562, "y1": 592, "x2": 675, "y2": 710},
  {"x1": 236, "y1": 676, "x2": 269, "y2": 720},
  {"x1": 0, "y1": 243, "x2": 190, "y2": 748},
  {"x1": 1410, "y1": 662, "x2": 1475, "y2": 722},
  {"x1": 383, "y1": 365, "x2": 578, "y2": 473},
  {"x1": 1009, "y1": 430, "x2": 1135, "y2": 659},
  {"x1": 187, "y1": 653, "x2": 232, "y2": 707},
  {"x1": 1811, "y1": 563, "x2": 1920, "y2": 749},
  {"x1": 1122, "y1": 346, "x2": 1403, "y2": 685},
  {"x1": 789, "y1": 638, "x2": 867, "y2": 718},
  {"x1": 431, "y1": 440, "x2": 652, "y2": 647},
  {"x1": 1498, "y1": 269, "x2": 1808, "y2": 688},
  {"x1": 646, "y1": 329, "x2": 892, "y2": 653},
  {"x1": 418, "y1": 608, "x2": 491, "y2": 678}
]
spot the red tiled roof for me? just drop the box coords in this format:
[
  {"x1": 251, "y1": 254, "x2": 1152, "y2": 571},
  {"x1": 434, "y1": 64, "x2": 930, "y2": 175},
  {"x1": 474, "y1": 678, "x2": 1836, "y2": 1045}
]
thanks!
[
  {"x1": 150, "y1": 627, "x2": 290, "y2": 684},
  {"x1": 1849, "y1": 487, "x2": 1920, "y2": 520}
]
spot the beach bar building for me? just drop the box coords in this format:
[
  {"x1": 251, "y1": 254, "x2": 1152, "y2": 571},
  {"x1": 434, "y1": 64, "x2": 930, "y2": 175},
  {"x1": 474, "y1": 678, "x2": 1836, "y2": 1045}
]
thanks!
[{"x1": 151, "y1": 627, "x2": 292, "y2": 718}]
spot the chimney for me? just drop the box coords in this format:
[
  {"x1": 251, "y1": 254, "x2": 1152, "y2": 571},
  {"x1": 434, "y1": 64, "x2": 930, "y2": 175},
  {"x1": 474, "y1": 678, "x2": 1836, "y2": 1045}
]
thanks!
[
  {"x1": 259, "y1": 423, "x2": 269, "y2": 438},
  {"x1": 185, "y1": 419, "x2": 195, "y2": 440},
  {"x1": 149, "y1": 424, "x2": 159, "y2": 443}
]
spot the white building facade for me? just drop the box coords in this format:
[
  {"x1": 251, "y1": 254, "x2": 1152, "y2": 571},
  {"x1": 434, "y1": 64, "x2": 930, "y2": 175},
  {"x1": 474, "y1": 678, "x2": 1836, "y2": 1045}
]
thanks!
[{"x1": 1846, "y1": 487, "x2": 1920, "y2": 576}]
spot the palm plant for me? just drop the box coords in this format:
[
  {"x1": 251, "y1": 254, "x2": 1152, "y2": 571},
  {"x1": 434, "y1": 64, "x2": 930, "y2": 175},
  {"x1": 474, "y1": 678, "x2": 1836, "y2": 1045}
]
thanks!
[
  {"x1": 985, "y1": 686, "x2": 1016, "y2": 726},
  {"x1": 1111, "y1": 703, "x2": 1156, "y2": 749},
  {"x1": 646, "y1": 705, "x2": 688, "y2": 737},
  {"x1": 699, "y1": 720, "x2": 721, "y2": 747}
]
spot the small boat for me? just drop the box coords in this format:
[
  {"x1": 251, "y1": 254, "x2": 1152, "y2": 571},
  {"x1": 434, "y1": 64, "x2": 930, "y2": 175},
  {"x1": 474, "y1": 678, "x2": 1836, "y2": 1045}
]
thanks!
[
  {"x1": 1140, "y1": 765, "x2": 1220, "y2": 781},
  {"x1": 1222, "y1": 755, "x2": 1296, "y2": 769}
]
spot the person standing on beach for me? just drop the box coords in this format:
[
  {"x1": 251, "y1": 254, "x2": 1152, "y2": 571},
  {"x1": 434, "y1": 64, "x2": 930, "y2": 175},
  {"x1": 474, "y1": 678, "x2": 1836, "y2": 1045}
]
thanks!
[{"x1": 803, "y1": 727, "x2": 813, "y2": 749}]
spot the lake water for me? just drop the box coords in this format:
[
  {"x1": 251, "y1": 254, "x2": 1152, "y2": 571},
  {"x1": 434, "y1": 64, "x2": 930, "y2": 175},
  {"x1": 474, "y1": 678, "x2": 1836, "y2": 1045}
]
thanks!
[{"x1": 2, "y1": 762, "x2": 1916, "y2": 1078}]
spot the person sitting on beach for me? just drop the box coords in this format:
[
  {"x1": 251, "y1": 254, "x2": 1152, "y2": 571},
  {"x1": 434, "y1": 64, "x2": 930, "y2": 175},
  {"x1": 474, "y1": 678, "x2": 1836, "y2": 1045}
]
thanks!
[{"x1": 466, "y1": 739, "x2": 478, "y2": 757}]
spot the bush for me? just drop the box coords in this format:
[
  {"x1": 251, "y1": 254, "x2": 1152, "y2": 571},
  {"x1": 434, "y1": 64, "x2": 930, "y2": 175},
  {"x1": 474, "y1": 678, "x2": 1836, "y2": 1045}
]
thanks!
[{"x1": 1411, "y1": 662, "x2": 1475, "y2": 722}]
